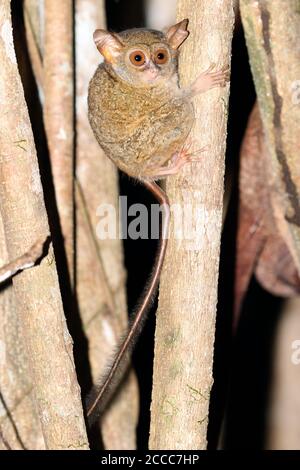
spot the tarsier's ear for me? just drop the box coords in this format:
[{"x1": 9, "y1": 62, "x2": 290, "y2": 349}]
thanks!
[
  {"x1": 166, "y1": 18, "x2": 189, "y2": 49},
  {"x1": 93, "y1": 29, "x2": 124, "y2": 63}
]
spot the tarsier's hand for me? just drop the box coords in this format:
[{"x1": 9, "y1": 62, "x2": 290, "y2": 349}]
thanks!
[{"x1": 191, "y1": 63, "x2": 230, "y2": 96}]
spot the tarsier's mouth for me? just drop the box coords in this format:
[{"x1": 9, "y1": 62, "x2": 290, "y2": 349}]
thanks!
[{"x1": 145, "y1": 69, "x2": 159, "y2": 78}]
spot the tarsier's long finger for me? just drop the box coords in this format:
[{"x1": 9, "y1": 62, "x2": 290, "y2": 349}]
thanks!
[
  {"x1": 193, "y1": 144, "x2": 210, "y2": 154},
  {"x1": 184, "y1": 145, "x2": 210, "y2": 159},
  {"x1": 211, "y1": 77, "x2": 228, "y2": 86},
  {"x1": 185, "y1": 155, "x2": 207, "y2": 164},
  {"x1": 210, "y1": 82, "x2": 227, "y2": 89},
  {"x1": 221, "y1": 64, "x2": 230, "y2": 72},
  {"x1": 211, "y1": 74, "x2": 229, "y2": 85},
  {"x1": 210, "y1": 70, "x2": 230, "y2": 79},
  {"x1": 210, "y1": 78, "x2": 228, "y2": 87},
  {"x1": 204, "y1": 62, "x2": 216, "y2": 74},
  {"x1": 183, "y1": 139, "x2": 193, "y2": 152}
]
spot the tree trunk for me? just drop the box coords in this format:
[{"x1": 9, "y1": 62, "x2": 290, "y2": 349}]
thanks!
[
  {"x1": 44, "y1": 0, "x2": 74, "y2": 286},
  {"x1": 240, "y1": 0, "x2": 300, "y2": 273},
  {"x1": 0, "y1": 212, "x2": 45, "y2": 450},
  {"x1": 0, "y1": 0, "x2": 88, "y2": 450},
  {"x1": 149, "y1": 0, "x2": 234, "y2": 450}
]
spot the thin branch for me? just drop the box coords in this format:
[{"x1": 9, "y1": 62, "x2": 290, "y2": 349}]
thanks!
[
  {"x1": 24, "y1": 4, "x2": 44, "y2": 90},
  {"x1": 44, "y1": 0, "x2": 75, "y2": 286},
  {"x1": 0, "y1": 237, "x2": 48, "y2": 284}
]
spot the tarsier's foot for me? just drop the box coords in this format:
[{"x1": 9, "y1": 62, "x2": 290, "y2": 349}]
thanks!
[
  {"x1": 169, "y1": 140, "x2": 209, "y2": 171},
  {"x1": 151, "y1": 140, "x2": 209, "y2": 178},
  {"x1": 191, "y1": 63, "x2": 230, "y2": 96}
]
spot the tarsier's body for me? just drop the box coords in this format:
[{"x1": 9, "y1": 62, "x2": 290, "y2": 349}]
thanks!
[
  {"x1": 88, "y1": 28, "x2": 194, "y2": 180},
  {"x1": 87, "y1": 19, "x2": 228, "y2": 423}
]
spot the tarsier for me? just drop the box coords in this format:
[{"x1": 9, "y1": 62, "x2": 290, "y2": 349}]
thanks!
[{"x1": 87, "y1": 19, "x2": 229, "y2": 424}]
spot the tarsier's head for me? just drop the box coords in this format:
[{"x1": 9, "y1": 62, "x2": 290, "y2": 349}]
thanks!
[{"x1": 93, "y1": 19, "x2": 189, "y2": 87}]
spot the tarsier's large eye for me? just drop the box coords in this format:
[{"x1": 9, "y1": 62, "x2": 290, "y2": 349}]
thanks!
[
  {"x1": 129, "y1": 50, "x2": 146, "y2": 66},
  {"x1": 154, "y1": 48, "x2": 169, "y2": 65}
]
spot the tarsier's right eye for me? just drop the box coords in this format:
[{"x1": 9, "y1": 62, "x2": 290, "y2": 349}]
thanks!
[{"x1": 129, "y1": 50, "x2": 146, "y2": 66}]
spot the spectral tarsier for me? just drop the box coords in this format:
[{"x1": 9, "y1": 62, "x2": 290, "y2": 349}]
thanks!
[{"x1": 87, "y1": 19, "x2": 229, "y2": 424}]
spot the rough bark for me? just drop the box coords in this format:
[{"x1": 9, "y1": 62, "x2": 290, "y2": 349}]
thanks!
[
  {"x1": 75, "y1": 0, "x2": 138, "y2": 449},
  {"x1": 0, "y1": 0, "x2": 88, "y2": 449},
  {"x1": 0, "y1": 212, "x2": 45, "y2": 450},
  {"x1": 44, "y1": 0, "x2": 74, "y2": 285},
  {"x1": 149, "y1": 0, "x2": 234, "y2": 450},
  {"x1": 240, "y1": 0, "x2": 300, "y2": 273},
  {"x1": 0, "y1": 238, "x2": 47, "y2": 284}
]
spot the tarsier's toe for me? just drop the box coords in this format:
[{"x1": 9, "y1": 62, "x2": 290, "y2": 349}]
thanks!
[
  {"x1": 213, "y1": 66, "x2": 230, "y2": 81},
  {"x1": 206, "y1": 62, "x2": 216, "y2": 73},
  {"x1": 212, "y1": 70, "x2": 230, "y2": 86}
]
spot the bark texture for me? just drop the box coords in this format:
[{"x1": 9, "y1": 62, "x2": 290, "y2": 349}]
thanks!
[
  {"x1": 44, "y1": 0, "x2": 74, "y2": 285},
  {"x1": 0, "y1": 0, "x2": 88, "y2": 449},
  {"x1": 240, "y1": 0, "x2": 300, "y2": 273},
  {"x1": 0, "y1": 212, "x2": 45, "y2": 450},
  {"x1": 149, "y1": 0, "x2": 234, "y2": 450}
]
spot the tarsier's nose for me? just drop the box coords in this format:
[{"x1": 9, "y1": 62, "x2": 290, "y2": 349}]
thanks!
[
  {"x1": 147, "y1": 61, "x2": 160, "y2": 75},
  {"x1": 141, "y1": 62, "x2": 160, "y2": 82}
]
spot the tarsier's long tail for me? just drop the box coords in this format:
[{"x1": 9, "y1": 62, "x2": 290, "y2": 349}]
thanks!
[{"x1": 86, "y1": 181, "x2": 170, "y2": 426}]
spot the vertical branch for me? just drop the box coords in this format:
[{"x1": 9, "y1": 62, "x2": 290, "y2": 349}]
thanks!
[
  {"x1": 24, "y1": 0, "x2": 44, "y2": 53},
  {"x1": 0, "y1": 212, "x2": 45, "y2": 450},
  {"x1": 44, "y1": 0, "x2": 74, "y2": 285},
  {"x1": 240, "y1": 0, "x2": 300, "y2": 272},
  {"x1": 24, "y1": 0, "x2": 44, "y2": 92},
  {"x1": 75, "y1": 0, "x2": 139, "y2": 449},
  {"x1": 149, "y1": 0, "x2": 234, "y2": 449},
  {"x1": 0, "y1": 0, "x2": 88, "y2": 449}
]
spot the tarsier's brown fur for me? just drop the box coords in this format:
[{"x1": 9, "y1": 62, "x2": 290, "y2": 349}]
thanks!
[
  {"x1": 88, "y1": 28, "x2": 194, "y2": 180},
  {"x1": 87, "y1": 19, "x2": 229, "y2": 423}
]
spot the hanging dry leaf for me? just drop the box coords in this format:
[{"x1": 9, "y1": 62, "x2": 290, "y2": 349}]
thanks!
[{"x1": 235, "y1": 103, "x2": 300, "y2": 321}]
